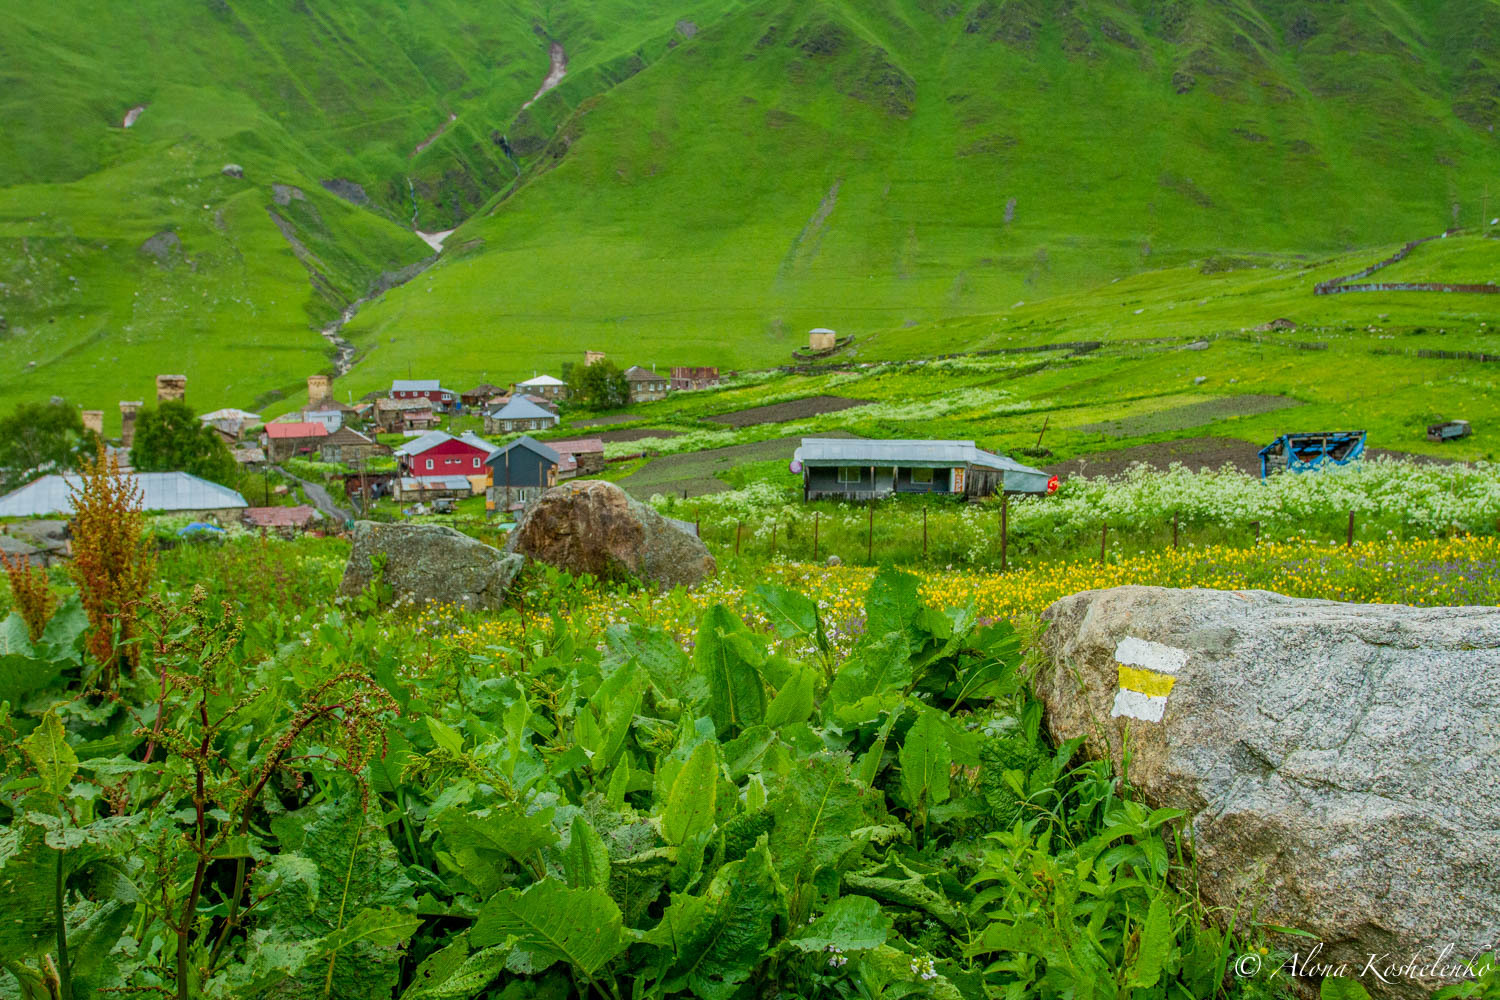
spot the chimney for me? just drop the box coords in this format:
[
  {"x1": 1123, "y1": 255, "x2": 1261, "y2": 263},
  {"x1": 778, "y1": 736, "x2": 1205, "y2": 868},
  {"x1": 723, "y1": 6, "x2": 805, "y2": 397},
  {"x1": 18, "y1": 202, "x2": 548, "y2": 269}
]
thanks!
[
  {"x1": 307, "y1": 374, "x2": 331, "y2": 402},
  {"x1": 119, "y1": 401, "x2": 142, "y2": 448},
  {"x1": 155, "y1": 374, "x2": 187, "y2": 403},
  {"x1": 81, "y1": 410, "x2": 104, "y2": 437}
]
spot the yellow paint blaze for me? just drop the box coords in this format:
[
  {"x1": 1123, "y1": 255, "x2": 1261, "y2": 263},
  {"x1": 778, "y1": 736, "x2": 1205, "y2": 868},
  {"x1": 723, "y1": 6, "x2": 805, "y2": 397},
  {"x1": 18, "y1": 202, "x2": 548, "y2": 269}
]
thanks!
[{"x1": 1117, "y1": 664, "x2": 1177, "y2": 698}]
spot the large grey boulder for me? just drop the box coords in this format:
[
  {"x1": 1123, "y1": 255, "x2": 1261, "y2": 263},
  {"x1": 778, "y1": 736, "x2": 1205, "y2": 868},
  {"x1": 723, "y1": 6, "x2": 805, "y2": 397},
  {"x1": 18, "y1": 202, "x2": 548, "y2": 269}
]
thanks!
[
  {"x1": 1036, "y1": 586, "x2": 1500, "y2": 1000},
  {"x1": 339, "y1": 521, "x2": 522, "y2": 611},
  {"x1": 505, "y1": 480, "x2": 715, "y2": 589}
]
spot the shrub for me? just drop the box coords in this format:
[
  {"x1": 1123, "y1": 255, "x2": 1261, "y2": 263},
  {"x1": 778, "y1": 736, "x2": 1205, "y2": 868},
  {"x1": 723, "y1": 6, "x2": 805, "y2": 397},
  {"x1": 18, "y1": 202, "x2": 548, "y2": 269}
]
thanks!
[
  {"x1": 0, "y1": 549, "x2": 56, "y2": 640},
  {"x1": 67, "y1": 444, "x2": 155, "y2": 685}
]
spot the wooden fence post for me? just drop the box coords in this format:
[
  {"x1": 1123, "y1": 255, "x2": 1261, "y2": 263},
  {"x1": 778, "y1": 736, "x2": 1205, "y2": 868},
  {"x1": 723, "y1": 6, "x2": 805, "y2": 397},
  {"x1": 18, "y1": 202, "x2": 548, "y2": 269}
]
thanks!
[
  {"x1": 735, "y1": 520, "x2": 742, "y2": 556},
  {"x1": 1253, "y1": 520, "x2": 1261, "y2": 545},
  {"x1": 1173, "y1": 510, "x2": 1179, "y2": 549},
  {"x1": 922, "y1": 507, "x2": 928, "y2": 560},
  {"x1": 1000, "y1": 492, "x2": 1009, "y2": 572},
  {"x1": 1346, "y1": 510, "x2": 1355, "y2": 547},
  {"x1": 813, "y1": 512, "x2": 820, "y2": 561},
  {"x1": 867, "y1": 503, "x2": 874, "y2": 563},
  {"x1": 771, "y1": 522, "x2": 777, "y2": 557},
  {"x1": 1100, "y1": 521, "x2": 1108, "y2": 563}
]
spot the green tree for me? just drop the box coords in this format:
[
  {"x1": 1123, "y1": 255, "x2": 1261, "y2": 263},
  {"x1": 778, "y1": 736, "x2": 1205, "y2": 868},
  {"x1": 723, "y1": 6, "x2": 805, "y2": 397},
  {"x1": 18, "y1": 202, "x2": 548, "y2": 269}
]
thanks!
[
  {"x1": 566, "y1": 358, "x2": 630, "y2": 409},
  {"x1": 130, "y1": 400, "x2": 237, "y2": 485},
  {"x1": 0, "y1": 400, "x2": 98, "y2": 492}
]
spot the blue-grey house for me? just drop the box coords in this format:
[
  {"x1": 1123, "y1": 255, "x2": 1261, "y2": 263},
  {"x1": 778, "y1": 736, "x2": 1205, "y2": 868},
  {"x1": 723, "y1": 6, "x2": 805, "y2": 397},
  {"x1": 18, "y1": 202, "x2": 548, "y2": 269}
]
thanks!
[
  {"x1": 485, "y1": 435, "x2": 561, "y2": 509},
  {"x1": 791, "y1": 438, "x2": 1054, "y2": 501}
]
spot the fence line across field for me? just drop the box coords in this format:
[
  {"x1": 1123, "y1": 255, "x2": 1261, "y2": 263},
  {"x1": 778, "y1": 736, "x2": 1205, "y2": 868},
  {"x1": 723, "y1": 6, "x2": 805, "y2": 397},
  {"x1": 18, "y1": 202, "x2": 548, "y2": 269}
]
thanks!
[{"x1": 690, "y1": 504, "x2": 1377, "y2": 567}]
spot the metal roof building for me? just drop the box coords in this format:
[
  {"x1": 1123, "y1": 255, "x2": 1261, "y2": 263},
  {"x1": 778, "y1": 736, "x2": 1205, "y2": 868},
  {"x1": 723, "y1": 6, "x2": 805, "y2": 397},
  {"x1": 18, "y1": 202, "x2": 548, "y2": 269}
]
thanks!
[
  {"x1": 792, "y1": 438, "x2": 1053, "y2": 499},
  {"x1": 0, "y1": 472, "x2": 250, "y2": 518}
]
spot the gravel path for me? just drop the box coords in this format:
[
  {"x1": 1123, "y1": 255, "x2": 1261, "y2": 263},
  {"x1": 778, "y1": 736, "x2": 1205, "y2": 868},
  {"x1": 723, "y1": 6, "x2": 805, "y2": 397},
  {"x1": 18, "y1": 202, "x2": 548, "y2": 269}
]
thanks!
[{"x1": 274, "y1": 465, "x2": 353, "y2": 523}]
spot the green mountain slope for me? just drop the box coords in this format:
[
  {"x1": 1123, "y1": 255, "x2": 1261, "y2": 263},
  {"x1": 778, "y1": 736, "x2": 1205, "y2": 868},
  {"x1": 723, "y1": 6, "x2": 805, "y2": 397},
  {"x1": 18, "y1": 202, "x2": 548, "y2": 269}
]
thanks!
[{"x1": 1, "y1": 0, "x2": 1497, "y2": 419}]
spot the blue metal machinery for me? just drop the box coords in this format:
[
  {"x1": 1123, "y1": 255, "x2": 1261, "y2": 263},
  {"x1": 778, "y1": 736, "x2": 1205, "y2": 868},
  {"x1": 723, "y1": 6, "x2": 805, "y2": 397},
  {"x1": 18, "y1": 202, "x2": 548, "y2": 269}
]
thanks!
[{"x1": 1258, "y1": 431, "x2": 1367, "y2": 479}]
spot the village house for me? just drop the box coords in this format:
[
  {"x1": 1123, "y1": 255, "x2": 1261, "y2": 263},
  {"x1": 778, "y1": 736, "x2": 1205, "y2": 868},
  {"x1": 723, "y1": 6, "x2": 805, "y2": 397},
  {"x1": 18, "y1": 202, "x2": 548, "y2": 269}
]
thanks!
[
  {"x1": 263, "y1": 421, "x2": 328, "y2": 462},
  {"x1": 511, "y1": 374, "x2": 567, "y2": 402},
  {"x1": 390, "y1": 378, "x2": 457, "y2": 410},
  {"x1": 671, "y1": 366, "x2": 720, "y2": 391},
  {"x1": 319, "y1": 426, "x2": 386, "y2": 465},
  {"x1": 393, "y1": 474, "x2": 474, "y2": 503},
  {"x1": 485, "y1": 435, "x2": 559, "y2": 509},
  {"x1": 546, "y1": 438, "x2": 606, "y2": 480},
  {"x1": 460, "y1": 383, "x2": 507, "y2": 409},
  {"x1": 0, "y1": 471, "x2": 249, "y2": 520},
  {"x1": 791, "y1": 438, "x2": 1055, "y2": 501},
  {"x1": 624, "y1": 365, "x2": 669, "y2": 403},
  {"x1": 232, "y1": 446, "x2": 267, "y2": 466},
  {"x1": 242, "y1": 504, "x2": 320, "y2": 534},
  {"x1": 374, "y1": 397, "x2": 438, "y2": 433},
  {"x1": 484, "y1": 396, "x2": 560, "y2": 434},
  {"x1": 394, "y1": 430, "x2": 497, "y2": 480},
  {"x1": 199, "y1": 408, "x2": 261, "y2": 445}
]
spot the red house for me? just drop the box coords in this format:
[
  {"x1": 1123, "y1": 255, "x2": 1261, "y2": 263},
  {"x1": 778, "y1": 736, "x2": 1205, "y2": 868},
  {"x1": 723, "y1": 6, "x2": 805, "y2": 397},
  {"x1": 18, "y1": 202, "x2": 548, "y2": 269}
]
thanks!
[
  {"x1": 389, "y1": 379, "x2": 457, "y2": 409},
  {"x1": 393, "y1": 430, "x2": 497, "y2": 478}
]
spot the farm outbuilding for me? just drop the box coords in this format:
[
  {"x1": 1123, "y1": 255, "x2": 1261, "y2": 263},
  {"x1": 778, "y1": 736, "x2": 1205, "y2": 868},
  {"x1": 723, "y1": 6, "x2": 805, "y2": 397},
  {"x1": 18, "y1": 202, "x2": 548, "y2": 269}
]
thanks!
[
  {"x1": 485, "y1": 396, "x2": 560, "y2": 434},
  {"x1": 0, "y1": 472, "x2": 248, "y2": 519},
  {"x1": 1258, "y1": 431, "x2": 1366, "y2": 478},
  {"x1": 792, "y1": 438, "x2": 1054, "y2": 501}
]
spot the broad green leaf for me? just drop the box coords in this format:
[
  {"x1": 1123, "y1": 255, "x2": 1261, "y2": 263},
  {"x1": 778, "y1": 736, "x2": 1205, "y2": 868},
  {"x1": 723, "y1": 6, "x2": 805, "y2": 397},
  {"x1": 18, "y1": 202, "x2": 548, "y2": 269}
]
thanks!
[
  {"x1": 648, "y1": 840, "x2": 783, "y2": 998},
  {"x1": 22, "y1": 711, "x2": 76, "y2": 796},
  {"x1": 606, "y1": 763, "x2": 630, "y2": 809},
  {"x1": 1127, "y1": 893, "x2": 1173, "y2": 988},
  {"x1": 0, "y1": 611, "x2": 32, "y2": 655},
  {"x1": 663, "y1": 740, "x2": 718, "y2": 846},
  {"x1": 862, "y1": 567, "x2": 924, "y2": 642},
  {"x1": 694, "y1": 604, "x2": 766, "y2": 736},
  {"x1": 254, "y1": 854, "x2": 321, "y2": 914},
  {"x1": 789, "y1": 894, "x2": 892, "y2": 952},
  {"x1": 471, "y1": 879, "x2": 627, "y2": 976},
  {"x1": 37, "y1": 595, "x2": 87, "y2": 656},
  {"x1": 855, "y1": 707, "x2": 903, "y2": 787},
  {"x1": 564, "y1": 816, "x2": 611, "y2": 891},
  {"x1": 593, "y1": 661, "x2": 648, "y2": 771},
  {"x1": 1322, "y1": 977, "x2": 1374, "y2": 1000},
  {"x1": 401, "y1": 936, "x2": 512, "y2": 999},
  {"x1": 899, "y1": 709, "x2": 952, "y2": 808},
  {"x1": 605, "y1": 622, "x2": 704, "y2": 705},
  {"x1": 764, "y1": 667, "x2": 816, "y2": 729},
  {"x1": 0, "y1": 824, "x2": 54, "y2": 959},
  {"x1": 750, "y1": 585, "x2": 828, "y2": 656},
  {"x1": 0, "y1": 651, "x2": 61, "y2": 707},
  {"x1": 437, "y1": 803, "x2": 559, "y2": 866},
  {"x1": 260, "y1": 800, "x2": 416, "y2": 1000},
  {"x1": 425, "y1": 716, "x2": 466, "y2": 756},
  {"x1": 769, "y1": 753, "x2": 885, "y2": 892},
  {"x1": 826, "y1": 632, "x2": 912, "y2": 725},
  {"x1": 320, "y1": 906, "x2": 422, "y2": 951}
]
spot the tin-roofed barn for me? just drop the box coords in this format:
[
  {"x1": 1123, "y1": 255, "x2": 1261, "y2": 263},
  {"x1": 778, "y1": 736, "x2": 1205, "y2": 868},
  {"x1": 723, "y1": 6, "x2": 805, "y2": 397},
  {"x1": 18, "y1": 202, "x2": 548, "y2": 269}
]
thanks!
[
  {"x1": 390, "y1": 379, "x2": 456, "y2": 410},
  {"x1": 624, "y1": 366, "x2": 669, "y2": 403},
  {"x1": 0, "y1": 472, "x2": 249, "y2": 519},
  {"x1": 791, "y1": 438, "x2": 1054, "y2": 501},
  {"x1": 263, "y1": 421, "x2": 328, "y2": 462}
]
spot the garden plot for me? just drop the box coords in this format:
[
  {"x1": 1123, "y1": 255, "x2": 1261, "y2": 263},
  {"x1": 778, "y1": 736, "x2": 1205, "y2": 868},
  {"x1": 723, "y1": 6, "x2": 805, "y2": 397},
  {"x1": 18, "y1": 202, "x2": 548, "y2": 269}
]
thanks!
[
  {"x1": 1076, "y1": 394, "x2": 1302, "y2": 438},
  {"x1": 572, "y1": 413, "x2": 643, "y2": 427},
  {"x1": 705, "y1": 394, "x2": 872, "y2": 427},
  {"x1": 615, "y1": 432, "x2": 857, "y2": 498},
  {"x1": 591, "y1": 427, "x2": 683, "y2": 443},
  {"x1": 1047, "y1": 437, "x2": 1264, "y2": 478}
]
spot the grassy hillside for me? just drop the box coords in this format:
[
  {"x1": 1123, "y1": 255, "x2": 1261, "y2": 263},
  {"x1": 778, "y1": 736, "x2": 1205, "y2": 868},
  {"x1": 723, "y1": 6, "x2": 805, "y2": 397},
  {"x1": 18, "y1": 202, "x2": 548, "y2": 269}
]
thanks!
[{"x1": 1, "y1": 0, "x2": 1497, "y2": 422}]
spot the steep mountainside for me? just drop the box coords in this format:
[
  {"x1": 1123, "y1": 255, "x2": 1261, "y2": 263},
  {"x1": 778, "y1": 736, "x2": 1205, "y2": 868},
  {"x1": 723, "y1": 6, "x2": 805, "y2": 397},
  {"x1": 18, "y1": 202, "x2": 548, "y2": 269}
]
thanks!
[{"x1": 1, "y1": 0, "x2": 1496, "y2": 420}]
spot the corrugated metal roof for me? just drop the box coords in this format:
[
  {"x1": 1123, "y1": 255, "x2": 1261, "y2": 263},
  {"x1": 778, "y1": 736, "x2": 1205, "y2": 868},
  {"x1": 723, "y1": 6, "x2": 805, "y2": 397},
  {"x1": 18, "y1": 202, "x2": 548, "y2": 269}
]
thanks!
[
  {"x1": 0, "y1": 472, "x2": 249, "y2": 517},
  {"x1": 243, "y1": 505, "x2": 319, "y2": 527},
  {"x1": 394, "y1": 430, "x2": 452, "y2": 456},
  {"x1": 547, "y1": 438, "x2": 605, "y2": 455},
  {"x1": 487, "y1": 435, "x2": 561, "y2": 465},
  {"x1": 391, "y1": 379, "x2": 446, "y2": 392},
  {"x1": 200, "y1": 408, "x2": 261, "y2": 422},
  {"x1": 488, "y1": 397, "x2": 558, "y2": 421},
  {"x1": 625, "y1": 366, "x2": 663, "y2": 381},
  {"x1": 793, "y1": 438, "x2": 1044, "y2": 475},
  {"x1": 457, "y1": 431, "x2": 500, "y2": 455},
  {"x1": 516, "y1": 374, "x2": 565, "y2": 387},
  {"x1": 398, "y1": 475, "x2": 472, "y2": 491},
  {"x1": 265, "y1": 422, "x2": 327, "y2": 439}
]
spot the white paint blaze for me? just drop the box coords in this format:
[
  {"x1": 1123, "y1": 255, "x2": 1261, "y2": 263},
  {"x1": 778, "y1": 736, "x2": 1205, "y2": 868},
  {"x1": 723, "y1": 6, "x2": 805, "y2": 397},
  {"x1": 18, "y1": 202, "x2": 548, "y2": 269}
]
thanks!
[
  {"x1": 1114, "y1": 636, "x2": 1188, "y2": 674},
  {"x1": 1111, "y1": 688, "x2": 1168, "y2": 723}
]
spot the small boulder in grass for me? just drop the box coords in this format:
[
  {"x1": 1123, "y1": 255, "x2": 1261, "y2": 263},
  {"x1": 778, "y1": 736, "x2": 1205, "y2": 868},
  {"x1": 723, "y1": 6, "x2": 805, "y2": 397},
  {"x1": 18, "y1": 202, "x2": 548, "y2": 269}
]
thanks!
[{"x1": 505, "y1": 480, "x2": 715, "y2": 590}]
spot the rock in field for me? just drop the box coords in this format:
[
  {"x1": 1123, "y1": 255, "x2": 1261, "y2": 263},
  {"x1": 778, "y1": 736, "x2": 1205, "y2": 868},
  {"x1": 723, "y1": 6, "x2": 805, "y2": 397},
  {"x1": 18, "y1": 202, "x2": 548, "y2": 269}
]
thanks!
[
  {"x1": 339, "y1": 521, "x2": 522, "y2": 611},
  {"x1": 1036, "y1": 586, "x2": 1500, "y2": 1000},
  {"x1": 505, "y1": 480, "x2": 715, "y2": 589}
]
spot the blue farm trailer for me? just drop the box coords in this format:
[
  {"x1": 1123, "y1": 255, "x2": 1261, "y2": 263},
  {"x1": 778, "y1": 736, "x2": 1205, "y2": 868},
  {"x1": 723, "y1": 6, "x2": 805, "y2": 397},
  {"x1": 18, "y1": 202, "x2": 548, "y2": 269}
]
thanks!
[{"x1": 1258, "y1": 431, "x2": 1366, "y2": 479}]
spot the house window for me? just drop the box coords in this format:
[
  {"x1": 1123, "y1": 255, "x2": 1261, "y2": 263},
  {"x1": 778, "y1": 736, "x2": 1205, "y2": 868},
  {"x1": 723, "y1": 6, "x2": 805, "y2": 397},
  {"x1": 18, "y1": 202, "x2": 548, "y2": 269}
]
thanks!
[
  {"x1": 426, "y1": 459, "x2": 433, "y2": 470},
  {"x1": 837, "y1": 467, "x2": 861, "y2": 484},
  {"x1": 473, "y1": 457, "x2": 480, "y2": 468},
  {"x1": 911, "y1": 468, "x2": 934, "y2": 484}
]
